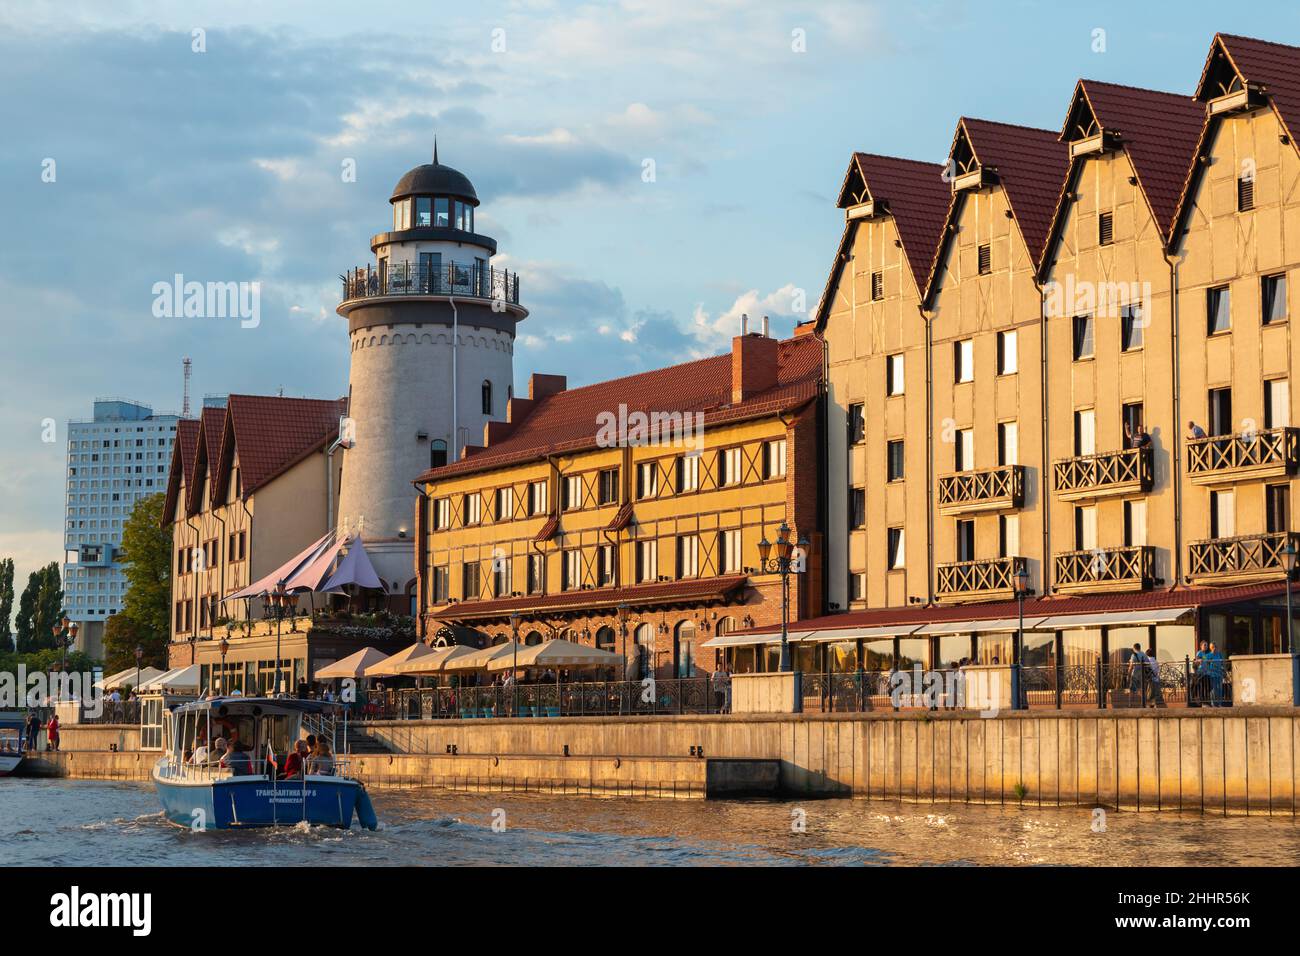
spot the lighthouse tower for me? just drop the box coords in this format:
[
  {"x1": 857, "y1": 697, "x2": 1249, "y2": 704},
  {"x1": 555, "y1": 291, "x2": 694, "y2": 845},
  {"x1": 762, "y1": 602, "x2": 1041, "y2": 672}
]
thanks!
[{"x1": 336, "y1": 148, "x2": 526, "y2": 599}]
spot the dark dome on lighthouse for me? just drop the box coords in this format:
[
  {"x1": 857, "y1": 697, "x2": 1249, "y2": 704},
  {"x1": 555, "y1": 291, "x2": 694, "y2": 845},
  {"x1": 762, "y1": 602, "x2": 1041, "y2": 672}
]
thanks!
[{"x1": 391, "y1": 144, "x2": 478, "y2": 206}]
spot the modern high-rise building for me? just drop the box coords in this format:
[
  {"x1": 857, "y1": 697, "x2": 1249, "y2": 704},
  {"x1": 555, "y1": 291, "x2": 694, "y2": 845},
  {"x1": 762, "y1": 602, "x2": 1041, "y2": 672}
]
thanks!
[{"x1": 64, "y1": 399, "x2": 181, "y2": 659}]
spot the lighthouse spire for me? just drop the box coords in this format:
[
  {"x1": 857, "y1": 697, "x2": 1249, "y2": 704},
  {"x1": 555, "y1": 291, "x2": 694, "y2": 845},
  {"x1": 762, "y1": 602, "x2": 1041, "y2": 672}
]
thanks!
[{"x1": 433, "y1": 136, "x2": 439, "y2": 165}]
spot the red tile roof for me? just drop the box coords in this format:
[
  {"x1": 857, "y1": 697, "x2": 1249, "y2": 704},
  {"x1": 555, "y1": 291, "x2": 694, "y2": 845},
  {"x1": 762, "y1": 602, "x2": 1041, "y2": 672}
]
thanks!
[
  {"x1": 161, "y1": 418, "x2": 200, "y2": 526},
  {"x1": 936, "y1": 118, "x2": 1071, "y2": 283},
  {"x1": 183, "y1": 406, "x2": 230, "y2": 513},
  {"x1": 837, "y1": 153, "x2": 952, "y2": 295},
  {"x1": 741, "y1": 582, "x2": 1288, "y2": 636},
  {"x1": 417, "y1": 334, "x2": 823, "y2": 483},
  {"x1": 431, "y1": 574, "x2": 750, "y2": 621},
  {"x1": 1058, "y1": 80, "x2": 1205, "y2": 242},
  {"x1": 221, "y1": 395, "x2": 347, "y2": 497}
]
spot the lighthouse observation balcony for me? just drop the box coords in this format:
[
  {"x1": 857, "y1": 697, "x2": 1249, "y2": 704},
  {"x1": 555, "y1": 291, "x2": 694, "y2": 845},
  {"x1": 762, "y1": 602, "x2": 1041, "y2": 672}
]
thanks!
[{"x1": 340, "y1": 260, "x2": 520, "y2": 307}]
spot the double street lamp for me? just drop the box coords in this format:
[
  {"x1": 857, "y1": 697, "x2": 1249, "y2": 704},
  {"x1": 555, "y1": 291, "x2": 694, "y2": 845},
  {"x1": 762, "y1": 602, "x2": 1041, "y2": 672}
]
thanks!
[
  {"x1": 51, "y1": 617, "x2": 78, "y2": 701},
  {"x1": 757, "y1": 522, "x2": 809, "y2": 673}
]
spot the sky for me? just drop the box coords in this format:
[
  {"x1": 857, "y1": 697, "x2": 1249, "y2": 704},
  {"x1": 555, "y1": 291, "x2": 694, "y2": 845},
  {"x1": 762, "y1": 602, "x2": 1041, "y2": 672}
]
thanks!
[{"x1": 2, "y1": 0, "x2": 1298, "y2": 592}]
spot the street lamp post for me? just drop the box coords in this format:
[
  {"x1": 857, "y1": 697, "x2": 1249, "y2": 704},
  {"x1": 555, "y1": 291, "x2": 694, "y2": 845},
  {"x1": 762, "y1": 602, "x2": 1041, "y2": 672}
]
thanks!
[
  {"x1": 1285, "y1": 543, "x2": 1298, "y2": 706},
  {"x1": 271, "y1": 581, "x2": 287, "y2": 696},
  {"x1": 617, "y1": 603, "x2": 630, "y2": 714},
  {"x1": 1013, "y1": 565, "x2": 1032, "y2": 711},
  {"x1": 134, "y1": 644, "x2": 143, "y2": 699},
  {"x1": 509, "y1": 611, "x2": 521, "y2": 716},
  {"x1": 757, "y1": 522, "x2": 808, "y2": 673},
  {"x1": 219, "y1": 631, "x2": 231, "y2": 697}
]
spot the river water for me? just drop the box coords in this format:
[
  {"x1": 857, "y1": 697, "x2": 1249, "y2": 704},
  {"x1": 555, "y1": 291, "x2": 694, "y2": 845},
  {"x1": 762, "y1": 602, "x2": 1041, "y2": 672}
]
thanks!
[{"x1": 3, "y1": 778, "x2": 1298, "y2": 866}]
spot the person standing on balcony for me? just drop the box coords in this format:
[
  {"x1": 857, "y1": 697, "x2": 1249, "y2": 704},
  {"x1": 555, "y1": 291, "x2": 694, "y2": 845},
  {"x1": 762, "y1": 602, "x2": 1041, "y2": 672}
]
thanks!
[
  {"x1": 1125, "y1": 422, "x2": 1152, "y2": 449},
  {"x1": 1187, "y1": 421, "x2": 1207, "y2": 440}
]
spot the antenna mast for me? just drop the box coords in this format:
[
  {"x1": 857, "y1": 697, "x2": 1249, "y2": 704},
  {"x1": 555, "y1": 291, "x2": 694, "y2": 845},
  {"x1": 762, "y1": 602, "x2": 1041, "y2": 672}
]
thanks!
[{"x1": 182, "y1": 357, "x2": 192, "y2": 418}]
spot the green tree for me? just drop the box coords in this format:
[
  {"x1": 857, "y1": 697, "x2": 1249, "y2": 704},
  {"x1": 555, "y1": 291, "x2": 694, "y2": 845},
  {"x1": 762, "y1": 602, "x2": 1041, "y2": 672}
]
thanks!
[
  {"x1": 0, "y1": 557, "x2": 13, "y2": 652},
  {"x1": 116, "y1": 492, "x2": 170, "y2": 668},
  {"x1": 103, "y1": 612, "x2": 150, "y2": 676},
  {"x1": 14, "y1": 563, "x2": 64, "y2": 653}
]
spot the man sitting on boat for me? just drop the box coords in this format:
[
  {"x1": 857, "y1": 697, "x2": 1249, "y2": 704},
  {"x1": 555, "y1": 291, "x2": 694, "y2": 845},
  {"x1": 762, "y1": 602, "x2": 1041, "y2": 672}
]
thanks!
[{"x1": 281, "y1": 740, "x2": 309, "y2": 780}]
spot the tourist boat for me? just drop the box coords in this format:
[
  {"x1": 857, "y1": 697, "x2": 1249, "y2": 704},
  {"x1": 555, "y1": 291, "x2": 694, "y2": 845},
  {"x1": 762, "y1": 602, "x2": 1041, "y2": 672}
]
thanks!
[
  {"x1": 0, "y1": 712, "x2": 26, "y2": 776},
  {"x1": 152, "y1": 697, "x2": 377, "y2": 830}
]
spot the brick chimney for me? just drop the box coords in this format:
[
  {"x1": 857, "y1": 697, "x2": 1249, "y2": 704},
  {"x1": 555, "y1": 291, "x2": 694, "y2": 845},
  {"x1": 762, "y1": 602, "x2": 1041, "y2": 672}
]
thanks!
[
  {"x1": 529, "y1": 373, "x2": 567, "y2": 401},
  {"x1": 731, "y1": 331, "x2": 780, "y2": 404}
]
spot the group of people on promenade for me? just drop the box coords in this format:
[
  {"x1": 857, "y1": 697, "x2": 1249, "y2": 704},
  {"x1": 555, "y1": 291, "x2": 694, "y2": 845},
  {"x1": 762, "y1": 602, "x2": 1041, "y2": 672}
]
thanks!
[{"x1": 20, "y1": 710, "x2": 57, "y2": 753}]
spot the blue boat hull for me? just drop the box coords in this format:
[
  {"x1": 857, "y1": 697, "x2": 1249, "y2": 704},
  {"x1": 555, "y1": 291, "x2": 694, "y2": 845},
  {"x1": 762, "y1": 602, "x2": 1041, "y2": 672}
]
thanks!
[{"x1": 154, "y1": 771, "x2": 377, "y2": 830}]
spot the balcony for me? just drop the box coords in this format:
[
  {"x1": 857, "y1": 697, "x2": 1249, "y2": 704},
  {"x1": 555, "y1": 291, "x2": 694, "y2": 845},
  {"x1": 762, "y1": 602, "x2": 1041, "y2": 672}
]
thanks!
[
  {"x1": 340, "y1": 260, "x2": 521, "y2": 307},
  {"x1": 937, "y1": 465, "x2": 1025, "y2": 516},
  {"x1": 936, "y1": 556, "x2": 1027, "y2": 604},
  {"x1": 1186, "y1": 427, "x2": 1299, "y2": 485},
  {"x1": 1054, "y1": 546, "x2": 1155, "y2": 594},
  {"x1": 1053, "y1": 446, "x2": 1152, "y2": 502},
  {"x1": 1187, "y1": 531, "x2": 1300, "y2": 586}
]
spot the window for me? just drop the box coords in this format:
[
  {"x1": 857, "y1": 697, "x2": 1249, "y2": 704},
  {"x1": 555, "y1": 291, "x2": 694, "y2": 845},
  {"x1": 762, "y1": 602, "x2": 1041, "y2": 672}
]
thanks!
[
  {"x1": 954, "y1": 339, "x2": 974, "y2": 383},
  {"x1": 528, "y1": 480, "x2": 548, "y2": 516},
  {"x1": 763, "y1": 440, "x2": 786, "y2": 479},
  {"x1": 676, "y1": 454, "x2": 699, "y2": 492},
  {"x1": 848, "y1": 573, "x2": 864, "y2": 603},
  {"x1": 1207, "y1": 285, "x2": 1231, "y2": 335},
  {"x1": 848, "y1": 403, "x2": 866, "y2": 443},
  {"x1": 1074, "y1": 409, "x2": 1096, "y2": 457},
  {"x1": 977, "y1": 244, "x2": 991, "y2": 275},
  {"x1": 415, "y1": 196, "x2": 432, "y2": 227},
  {"x1": 1098, "y1": 210, "x2": 1114, "y2": 246},
  {"x1": 1072, "y1": 315, "x2": 1095, "y2": 360},
  {"x1": 720, "y1": 529, "x2": 742, "y2": 574},
  {"x1": 1122, "y1": 402, "x2": 1144, "y2": 442},
  {"x1": 434, "y1": 197, "x2": 450, "y2": 227},
  {"x1": 1210, "y1": 489, "x2": 1235, "y2": 539},
  {"x1": 433, "y1": 497, "x2": 450, "y2": 530},
  {"x1": 1238, "y1": 175, "x2": 1255, "y2": 212},
  {"x1": 636, "y1": 461, "x2": 658, "y2": 499},
  {"x1": 1266, "y1": 379, "x2": 1290, "y2": 429},
  {"x1": 1074, "y1": 505, "x2": 1098, "y2": 552},
  {"x1": 849, "y1": 489, "x2": 866, "y2": 529},
  {"x1": 461, "y1": 561, "x2": 480, "y2": 599},
  {"x1": 526, "y1": 554, "x2": 545, "y2": 594},
  {"x1": 719, "y1": 447, "x2": 743, "y2": 486},
  {"x1": 997, "y1": 331, "x2": 1017, "y2": 375},
  {"x1": 887, "y1": 528, "x2": 905, "y2": 570},
  {"x1": 563, "y1": 474, "x2": 583, "y2": 510},
  {"x1": 597, "y1": 468, "x2": 619, "y2": 506},
  {"x1": 494, "y1": 557, "x2": 513, "y2": 597},
  {"x1": 464, "y1": 492, "x2": 482, "y2": 525},
  {"x1": 1121, "y1": 304, "x2": 1144, "y2": 351},
  {"x1": 887, "y1": 440, "x2": 905, "y2": 481},
  {"x1": 431, "y1": 566, "x2": 449, "y2": 603},
  {"x1": 562, "y1": 550, "x2": 582, "y2": 590},
  {"x1": 1266, "y1": 484, "x2": 1289, "y2": 534},
  {"x1": 886, "y1": 354, "x2": 904, "y2": 395},
  {"x1": 481, "y1": 380, "x2": 493, "y2": 416},
  {"x1": 1123, "y1": 499, "x2": 1147, "y2": 547},
  {"x1": 956, "y1": 520, "x2": 975, "y2": 562},
  {"x1": 871, "y1": 271, "x2": 883, "y2": 301},
  {"x1": 676, "y1": 535, "x2": 699, "y2": 578},
  {"x1": 1263, "y1": 274, "x2": 1288, "y2": 325},
  {"x1": 955, "y1": 428, "x2": 974, "y2": 471},
  {"x1": 997, "y1": 422, "x2": 1018, "y2": 466},
  {"x1": 595, "y1": 626, "x2": 616, "y2": 652},
  {"x1": 495, "y1": 486, "x2": 513, "y2": 520},
  {"x1": 999, "y1": 514, "x2": 1020, "y2": 557},
  {"x1": 597, "y1": 544, "x2": 616, "y2": 586},
  {"x1": 636, "y1": 539, "x2": 658, "y2": 583},
  {"x1": 1208, "y1": 387, "x2": 1233, "y2": 437}
]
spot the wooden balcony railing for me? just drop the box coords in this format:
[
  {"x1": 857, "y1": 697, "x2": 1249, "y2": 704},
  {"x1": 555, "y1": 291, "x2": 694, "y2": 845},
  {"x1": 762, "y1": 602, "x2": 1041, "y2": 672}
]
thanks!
[
  {"x1": 936, "y1": 556, "x2": 1027, "y2": 603},
  {"x1": 1187, "y1": 531, "x2": 1300, "y2": 585},
  {"x1": 1054, "y1": 546, "x2": 1155, "y2": 594},
  {"x1": 1186, "y1": 427, "x2": 1299, "y2": 484},
  {"x1": 937, "y1": 464, "x2": 1025, "y2": 516},
  {"x1": 1053, "y1": 446, "x2": 1152, "y2": 502}
]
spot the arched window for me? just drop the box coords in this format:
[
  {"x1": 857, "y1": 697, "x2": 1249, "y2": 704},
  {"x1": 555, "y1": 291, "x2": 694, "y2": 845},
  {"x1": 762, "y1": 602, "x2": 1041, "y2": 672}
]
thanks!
[
  {"x1": 594, "y1": 626, "x2": 616, "y2": 652},
  {"x1": 525, "y1": 630, "x2": 544, "y2": 646},
  {"x1": 430, "y1": 439, "x2": 447, "y2": 469},
  {"x1": 674, "y1": 620, "x2": 696, "y2": 678},
  {"x1": 481, "y1": 380, "x2": 492, "y2": 415},
  {"x1": 634, "y1": 623, "x2": 655, "y2": 680}
]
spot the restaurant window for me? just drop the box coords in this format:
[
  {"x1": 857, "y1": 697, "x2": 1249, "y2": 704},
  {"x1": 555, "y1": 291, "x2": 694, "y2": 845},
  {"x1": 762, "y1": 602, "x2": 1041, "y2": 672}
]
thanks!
[
  {"x1": 997, "y1": 330, "x2": 1017, "y2": 375},
  {"x1": 956, "y1": 519, "x2": 975, "y2": 562},
  {"x1": 763, "y1": 439, "x2": 787, "y2": 479},
  {"x1": 676, "y1": 535, "x2": 699, "y2": 578},
  {"x1": 1072, "y1": 315, "x2": 1095, "y2": 360},
  {"x1": 526, "y1": 554, "x2": 545, "y2": 595},
  {"x1": 677, "y1": 454, "x2": 699, "y2": 492},
  {"x1": 673, "y1": 621, "x2": 697, "y2": 677},
  {"x1": 1207, "y1": 285, "x2": 1231, "y2": 335},
  {"x1": 887, "y1": 440, "x2": 905, "y2": 481},
  {"x1": 1121, "y1": 304, "x2": 1144, "y2": 350},
  {"x1": 720, "y1": 529, "x2": 742, "y2": 574},
  {"x1": 954, "y1": 339, "x2": 974, "y2": 383},
  {"x1": 849, "y1": 489, "x2": 866, "y2": 530},
  {"x1": 1263, "y1": 273, "x2": 1287, "y2": 325},
  {"x1": 597, "y1": 468, "x2": 619, "y2": 506},
  {"x1": 848, "y1": 403, "x2": 866, "y2": 443},
  {"x1": 887, "y1": 528, "x2": 904, "y2": 570},
  {"x1": 637, "y1": 540, "x2": 658, "y2": 583},
  {"x1": 887, "y1": 354, "x2": 904, "y2": 395},
  {"x1": 597, "y1": 544, "x2": 616, "y2": 586}
]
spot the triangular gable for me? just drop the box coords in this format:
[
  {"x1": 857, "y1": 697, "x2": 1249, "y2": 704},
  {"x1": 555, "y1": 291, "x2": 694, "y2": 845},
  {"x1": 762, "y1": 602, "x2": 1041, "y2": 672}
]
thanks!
[{"x1": 161, "y1": 418, "x2": 200, "y2": 527}]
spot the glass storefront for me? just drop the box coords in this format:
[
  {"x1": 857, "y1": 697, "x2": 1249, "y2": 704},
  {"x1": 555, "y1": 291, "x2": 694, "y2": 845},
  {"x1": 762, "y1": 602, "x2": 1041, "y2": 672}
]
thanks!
[
  {"x1": 934, "y1": 634, "x2": 971, "y2": 668},
  {"x1": 1061, "y1": 628, "x2": 1102, "y2": 668},
  {"x1": 896, "y1": 638, "x2": 928, "y2": 670},
  {"x1": 862, "y1": 639, "x2": 893, "y2": 671},
  {"x1": 824, "y1": 640, "x2": 858, "y2": 672},
  {"x1": 976, "y1": 633, "x2": 1011, "y2": 665},
  {"x1": 1154, "y1": 624, "x2": 1196, "y2": 664}
]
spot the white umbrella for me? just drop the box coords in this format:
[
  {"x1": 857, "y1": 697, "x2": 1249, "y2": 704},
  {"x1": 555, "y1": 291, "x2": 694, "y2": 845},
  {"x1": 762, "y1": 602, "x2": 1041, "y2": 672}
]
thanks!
[
  {"x1": 393, "y1": 643, "x2": 484, "y2": 675},
  {"x1": 485, "y1": 638, "x2": 624, "y2": 672},
  {"x1": 365, "y1": 642, "x2": 436, "y2": 677},
  {"x1": 314, "y1": 647, "x2": 389, "y2": 679},
  {"x1": 443, "y1": 641, "x2": 527, "y2": 673}
]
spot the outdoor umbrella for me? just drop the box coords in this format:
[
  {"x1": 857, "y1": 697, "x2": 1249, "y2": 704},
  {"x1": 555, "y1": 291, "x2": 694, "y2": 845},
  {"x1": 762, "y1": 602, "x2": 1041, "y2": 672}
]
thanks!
[
  {"x1": 314, "y1": 647, "x2": 389, "y2": 680},
  {"x1": 392, "y1": 643, "x2": 484, "y2": 675},
  {"x1": 365, "y1": 642, "x2": 436, "y2": 677},
  {"x1": 485, "y1": 638, "x2": 624, "y2": 672},
  {"x1": 95, "y1": 666, "x2": 164, "y2": 690},
  {"x1": 442, "y1": 641, "x2": 527, "y2": 673}
]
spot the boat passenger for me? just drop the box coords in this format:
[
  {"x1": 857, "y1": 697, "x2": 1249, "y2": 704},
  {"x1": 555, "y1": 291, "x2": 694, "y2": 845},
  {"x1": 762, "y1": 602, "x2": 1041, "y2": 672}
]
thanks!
[
  {"x1": 308, "y1": 739, "x2": 335, "y2": 776},
  {"x1": 221, "y1": 741, "x2": 254, "y2": 776},
  {"x1": 282, "y1": 740, "x2": 309, "y2": 779}
]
